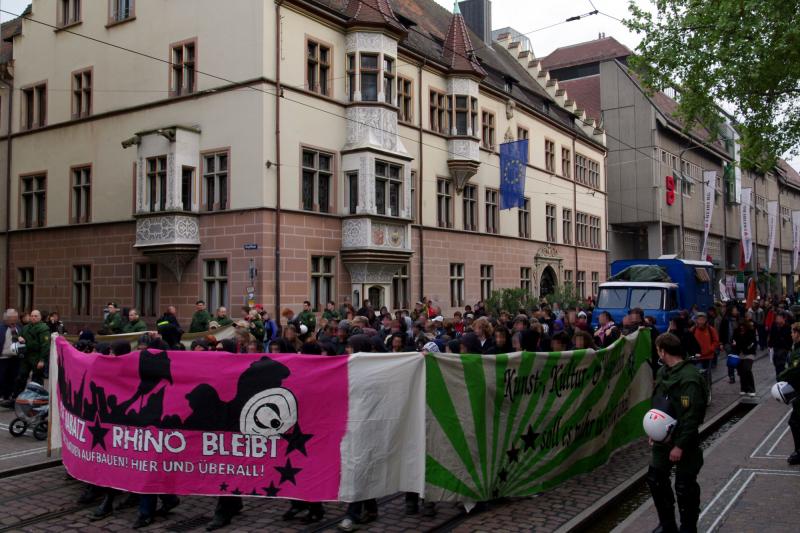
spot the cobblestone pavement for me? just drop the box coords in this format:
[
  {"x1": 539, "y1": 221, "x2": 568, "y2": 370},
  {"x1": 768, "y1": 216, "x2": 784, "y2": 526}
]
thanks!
[
  {"x1": 619, "y1": 355, "x2": 798, "y2": 533},
  {"x1": 0, "y1": 357, "x2": 760, "y2": 532}
]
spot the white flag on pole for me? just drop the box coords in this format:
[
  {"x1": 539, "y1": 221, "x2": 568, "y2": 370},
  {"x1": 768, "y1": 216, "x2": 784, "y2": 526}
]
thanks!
[
  {"x1": 700, "y1": 171, "x2": 716, "y2": 260},
  {"x1": 740, "y1": 188, "x2": 753, "y2": 265},
  {"x1": 767, "y1": 201, "x2": 778, "y2": 271}
]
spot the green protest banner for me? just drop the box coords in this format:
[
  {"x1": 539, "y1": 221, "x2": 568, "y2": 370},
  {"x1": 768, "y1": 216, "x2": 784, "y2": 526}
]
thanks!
[{"x1": 425, "y1": 329, "x2": 653, "y2": 502}]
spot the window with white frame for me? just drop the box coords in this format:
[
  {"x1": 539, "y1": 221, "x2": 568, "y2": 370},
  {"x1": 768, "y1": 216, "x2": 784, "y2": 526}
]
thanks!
[
  {"x1": 437, "y1": 178, "x2": 453, "y2": 228},
  {"x1": 519, "y1": 197, "x2": 531, "y2": 238},
  {"x1": 450, "y1": 263, "x2": 465, "y2": 307},
  {"x1": 576, "y1": 211, "x2": 589, "y2": 246},
  {"x1": 110, "y1": 0, "x2": 134, "y2": 22},
  {"x1": 562, "y1": 208, "x2": 572, "y2": 245},
  {"x1": 545, "y1": 203, "x2": 556, "y2": 242},
  {"x1": 146, "y1": 156, "x2": 167, "y2": 212},
  {"x1": 521, "y1": 267, "x2": 532, "y2": 292},
  {"x1": 463, "y1": 185, "x2": 477, "y2": 231},
  {"x1": 589, "y1": 215, "x2": 601, "y2": 248},
  {"x1": 577, "y1": 271, "x2": 586, "y2": 299},
  {"x1": 383, "y1": 56, "x2": 394, "y2": 104},
  {"x1": 59, "y1": 0, "x2": 81, "y2": 26},
  {"x1": 591, "y1": 271, "x2": 599, "y2": 298},
  {"x1": 480, "y1": 264, "x2": 494, "y2": 301},
  {"x1": 485, "y1": 188, "x2": 499, "y2": 234}
]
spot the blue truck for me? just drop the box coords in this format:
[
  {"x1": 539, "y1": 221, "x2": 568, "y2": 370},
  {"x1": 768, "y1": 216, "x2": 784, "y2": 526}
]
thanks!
[{"x1": 591, "y1": 257, "x2": 714, "y2": 333}]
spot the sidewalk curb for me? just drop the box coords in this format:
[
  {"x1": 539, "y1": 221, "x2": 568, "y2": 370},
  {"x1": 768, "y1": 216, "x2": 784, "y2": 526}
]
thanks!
[{"x1": 555, "y1": 396, "x2": 746, "y2": 533}]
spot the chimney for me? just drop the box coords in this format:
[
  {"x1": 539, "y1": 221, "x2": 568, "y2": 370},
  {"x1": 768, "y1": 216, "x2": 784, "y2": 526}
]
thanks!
[{"x1": 458, "y1": 0, "x2": 492, "y2": 46}]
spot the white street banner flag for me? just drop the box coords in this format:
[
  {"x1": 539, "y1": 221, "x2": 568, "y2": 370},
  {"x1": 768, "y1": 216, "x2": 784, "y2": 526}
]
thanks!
[
  {"x1": 740, "y1": 188, "x2": 753, "y2": 265},
  {"x1": 700, "y1": 171, "x2": 716, "y2": 260},
  {"x1": 793, "y1": 211, "x2": 800, "y2": 272},
  {"x1": 767, "y1": 201, "x2": 778, "y2": 271},
  {"x1": 425, "y1": 330, "x2": 653, "y2": 501}
]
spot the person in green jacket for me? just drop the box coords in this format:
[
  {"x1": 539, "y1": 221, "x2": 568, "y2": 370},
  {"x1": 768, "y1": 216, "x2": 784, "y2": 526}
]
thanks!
[
  {"x1": 779, "y1": 322, "x2": 800, "y2": 465},
  {"x1": 214, "y1": 306, "x2": 234, "y2": 328},
  {"x1": 189, "y1": 300, "x2": 213, "y2": 333},
  {"x1": 647, "y1": 332, "x2": 708, "y2": 533},
  {"x1": 122, "y1": 308, "x2": 148, "y2": 333},
  {"x1": 102, "y1": 302, "x2": 124, "y2": 334},
  {"x1": 298, "y1": 300, "x2": 317, "y2": 333},
  {"x1": 322, "y1": 300, "x2": 340, "y2": 321},
  {"x1": 15, "y1": 309, "x2": 50, "y2": 391},
  {"x1": 247, "y1": 309, "x2": 265, "y2": 343}
]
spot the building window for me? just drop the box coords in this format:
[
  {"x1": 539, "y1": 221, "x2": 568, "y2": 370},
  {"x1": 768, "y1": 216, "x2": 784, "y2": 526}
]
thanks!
[
  {"x1": 453, "y1": 96, "x2": 478, "y2": 136},
  {"x1": 577, "y1": 271, "x2": 586, "y2": 299},
  {"x1": 71, "y1": 166, "x2": 91, "y2": 223},
  {"x1": 375, "y1": 160, "x2": 402, "y2": 216},
  {"x1": 588, "y1": 158, "x2": 600, "y2": 188},
  {"x1": 204, "y1": 259, "x2": 228, "y2": 311},
  {"x1": 450, "y1": 263, "x2": 465, "y2": 307},
  {"x1": 347, "y1": 172, "x2": 358, "y2": 215},
  {"x1": 110, "y1": 0, "x2": 134, "y2": 22},
  {"x1": 71, "y1": 68, "x2": 91, "y2": 118},
  {"x1": 562, "y1": 208, "x2": 572, "y2": 245},
  {"x1": 360, "y1": 53, "x2": 379, "y2": 102},
  {"x1": 576, "y1": 211, "x2": 589, "y2": 246},
  {"x1": 437, "y1": 178, "x2": 453, "y2": 228},
  {"x1": 21, "y1": 83, "x2": 46, "y2": 130},
  {"x1": 135, "y1": 263, "x2": 158, "y2": 317},
  {"x1": 18, "y1": 268, "x2": 34, "y2": 312},
  {"x1": 202, "y1": 151, "x2": 228, "y2": 211},
  {"x1": 463, "y1": 184, "x2": 477, "y2": 231},
  {"x1": 301, "y1": 149, "x2": 333, "y2": 213},
  {"x1": 480, "y1": 264, "x2": 494, "y2": 301},
  {"x1": 59, "y1": 0, "x2": 81, "y2": 26},
  {"x1": 561, "y1": 147, "x2": 571, "y2": 178},
  {"x1": 20, "y1": 174, "x2": 46, "y2": 228},
  {"x1": 72, "y1": 265, "x2": 91, "y2": 316},
  {"x1": 482, "y1": 110, "x2": 495, "y2": 149},
  {"x1": 545, "y1": 203, "x2": 556, "y2": 242},
  {"x1": 410, "y1": 171, "x2": 417, "y2": 223},
  {"x1": 146, "y1": 156, "x2": 168, "y2": 212},
  {"x1": 392, "y1": 264, "x2": 409, "y2": 310},
  {"x1": 589, "y1": 215, "x2": 602, "y2": 249},
  {"x1": 306, "y1": 39, "x2": 331, "y2": 96},
  {"x1": 521, "y1": 267, "x2": 532, "y2": 293},
  {"x1": 576, "y1": 153, "x2": 600, "y2": 188},
  {"x1": 564, "y1": 269, "x2": 573, "y2": 289},
  {"x1": 346, "y1": 54, "x2": 356, "y2": 102},
  {"x1": 398, "y1": 76, "x2": 413, "y2": 123},
  {"x1": 171, "y1": 40, "x2": 196, "y2": 96},
  {"x1": 181, "y1": 166, "x2": 194, "y2": 211},
  {"x1": 383, "y1": 56, "x2": 395, "y2": 104},
  {"x1": 591, "y1": 272, "x2": 599, "y2": 297},
  {"x1": 517, "y1": 126, "x2": 529, "y2": 158},
  {"x1": 485, "y1": 188, "x2": 499, "y2": 234},
  {"x1": 310, "y1": 256, "x2": 334, "y2": 312},
  {"x1": 519, "y1": 197, "x2": 531, "y2": 238},
  {"x1": 545, "y1": 139, "x2": 555, "y2": 172},
  {"x1": 430, "y1": 89, "x2": 449, "y2": 134}
]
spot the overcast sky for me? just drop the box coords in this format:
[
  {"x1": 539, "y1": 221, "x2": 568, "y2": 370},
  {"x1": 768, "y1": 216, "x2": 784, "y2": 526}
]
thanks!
[{"x1": 1, "y1": 0, "x2": 797, "y2": 168}]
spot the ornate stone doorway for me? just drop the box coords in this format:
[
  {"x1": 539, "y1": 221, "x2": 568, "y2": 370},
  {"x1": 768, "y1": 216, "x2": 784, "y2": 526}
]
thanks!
[{"x1": 540, "y1": 266, "x2": 557, "y2": 297}]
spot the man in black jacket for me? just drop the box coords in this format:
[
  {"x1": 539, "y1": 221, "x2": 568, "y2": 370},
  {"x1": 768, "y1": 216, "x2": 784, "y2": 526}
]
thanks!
[
  {"x1": 0, "y1": 309, "x2": 23, "y2": 405},
  {"x1": 769, "y1": 312, "x2": 793, "y2": 380}
]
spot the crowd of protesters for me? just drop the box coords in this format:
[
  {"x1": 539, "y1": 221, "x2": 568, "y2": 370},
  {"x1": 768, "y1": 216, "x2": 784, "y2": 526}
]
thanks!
[{"x1": 1, "y1": 290, "x2": 797, "y2": 529}]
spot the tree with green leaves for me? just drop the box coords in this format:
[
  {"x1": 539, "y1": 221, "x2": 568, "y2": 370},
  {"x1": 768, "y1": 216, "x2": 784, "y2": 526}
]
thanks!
[{"x1": 625, "y1": 0, "x2": 800, "y2": 172}]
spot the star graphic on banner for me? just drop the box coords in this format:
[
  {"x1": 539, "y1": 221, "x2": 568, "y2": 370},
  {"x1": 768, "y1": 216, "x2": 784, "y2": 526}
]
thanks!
[
  {"x1": 219, "y1": 483, "x2": 228, "y2": 492},
  {"x1": 282, "y1": 423, "x2": 314, "y2": 456},
  {"x1": 88, "y1": 414, "x2": 110, "y2": 451},
  {"x1": 498, "y1": 468, "x2": 508, "y2": 482},
  {"x1": 231, "y1": 488, "x2": 242, "y2": 495},
  {"x1": 506, "y1": 444, "x2": 520, "y2": 464},
  {"x1": 275, "y1": 458, "x2": 302, "y2": 485},
  {"x1": 263, "y1": 481, "x2": 280, "y2": 497},
  {"x1": 521, "y1": 425, "x2": 539, "y2": 451}
]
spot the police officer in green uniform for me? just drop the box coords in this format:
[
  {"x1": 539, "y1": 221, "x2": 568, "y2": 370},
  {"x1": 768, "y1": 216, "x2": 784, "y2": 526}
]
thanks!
[
  {"x1": 102, "y1": 302, "x2": 124, "y2": 334},
  {"x1": 122, "y1": 308, "x2": 148, "y2": 334},
  {"x1": 189, "y1": 300, "x2": 213, "y2": 333},
  {"x1": 15, "y1": 309, "x2": 50, "y2": 391},
  {"x1": 213, "y1": 306, "x2": 234, "y2": 328},
  {"x1": 298, "y1": 300, "x2": 317, "y2": 333},
  {"x1": 647, "y1": 332, "x2": 708, "y2": 533},
  {"x1": 779, "y1": 322, "x2": 800, "y2": 464}
]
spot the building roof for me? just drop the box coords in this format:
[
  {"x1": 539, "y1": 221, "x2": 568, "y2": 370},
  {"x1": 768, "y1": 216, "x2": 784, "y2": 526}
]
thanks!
[
  {"x1": 344, "y1": 0, "x2": 407, "y2": 35},
  {"x1": 777, "y1": 158, "x2": 800, "y2": 187},
  {"x1": 540, "y1": 36, "x2": 631, "y2": 71},
  {"x1": 442, "y1": 6, "x2": 486, "y2": 77},
  {"x1": 0, "y1": 15, "x2": 23, "y2": 66},
  {"x1": 558, "y1": 76, "x2": 601, "y2": 123}
]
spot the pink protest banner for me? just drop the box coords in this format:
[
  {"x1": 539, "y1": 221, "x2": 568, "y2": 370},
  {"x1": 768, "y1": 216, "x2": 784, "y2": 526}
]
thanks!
[{"x1": 55, "y1": 336, "x2": 351, "y2": 500}]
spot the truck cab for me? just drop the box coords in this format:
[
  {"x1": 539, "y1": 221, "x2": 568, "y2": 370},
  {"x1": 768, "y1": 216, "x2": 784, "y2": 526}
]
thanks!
[{"x1": 594, "y1": 282, "x2": 681, "y2": 332}]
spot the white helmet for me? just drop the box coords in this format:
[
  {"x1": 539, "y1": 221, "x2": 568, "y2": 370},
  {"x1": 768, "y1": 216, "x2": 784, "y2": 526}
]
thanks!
[
  {"x1": 643, "y1": 408, "x2": 677, "y2": 442},
  {"x1": 10, "y1": 342, "x2": 21, "y2": 355},
  {"x1": 299, "y1": 324, "x2": 309, "y2": 335},
  {"x1": 771, "y1": 382, "x2": 796, "y2": 404}
]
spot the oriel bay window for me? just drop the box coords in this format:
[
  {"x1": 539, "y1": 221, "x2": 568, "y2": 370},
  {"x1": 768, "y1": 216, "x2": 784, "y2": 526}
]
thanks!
[
  {"x1": 301, "y1": 149, "x2": 333, "y2": 213},
  {"x1": 453, "y1": 96, "x2": 478, "y2": 136},
  {"x1": 347, "y1": 172, "x2": 358, "y2": 215},
  {"x1": 345, "y1": 52, "x2": 397, "y2": 103},
  {"x1": 383, "y1": 56, "x2": 394, "y2": 104},
  {"x1": 359, "y1": 53, "x2": 379, "y2": 101},
  {"x1": 146, "y1": 156, "x2": 167, "y2": 212},
  {"x1": 375, "y1": 161, "x2": 402, "y2": 217}
]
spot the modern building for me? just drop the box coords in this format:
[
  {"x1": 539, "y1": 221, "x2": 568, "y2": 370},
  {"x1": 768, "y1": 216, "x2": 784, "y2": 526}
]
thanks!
[
  {"x1": 0, "y1": 0, "x2": 607, "y2": 329},
  {"x1": 540, "y1": 36, "x2": 800, "y2": 294}
]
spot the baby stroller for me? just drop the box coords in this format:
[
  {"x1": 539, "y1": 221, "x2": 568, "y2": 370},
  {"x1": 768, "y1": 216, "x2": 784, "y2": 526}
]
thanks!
[{"x1": 9, "y1": 381, "x2": 49, "y2": 441}]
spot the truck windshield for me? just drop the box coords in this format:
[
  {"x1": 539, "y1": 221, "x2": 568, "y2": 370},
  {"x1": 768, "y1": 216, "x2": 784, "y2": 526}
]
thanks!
[
  {"x1": 629, "y1": 288, "x2": 664, "y2": 310},
  {"x1": 597, "y1": 288, "x2": 628, "y2": 308}
]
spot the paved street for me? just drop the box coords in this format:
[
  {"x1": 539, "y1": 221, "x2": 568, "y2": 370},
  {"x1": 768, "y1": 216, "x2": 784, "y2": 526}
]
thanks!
[{"x1": 0, "y1": 355, "x2": 780, "y2": 532}]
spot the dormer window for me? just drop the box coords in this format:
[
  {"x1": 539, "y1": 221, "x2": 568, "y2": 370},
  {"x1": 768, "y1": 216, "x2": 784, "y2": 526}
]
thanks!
[
  {"x1": 504, "y1": 79, "x2": 513, "y2": 93},
  {"x1": 345, "y1": 52, "x2": 397, "y2": 104}
]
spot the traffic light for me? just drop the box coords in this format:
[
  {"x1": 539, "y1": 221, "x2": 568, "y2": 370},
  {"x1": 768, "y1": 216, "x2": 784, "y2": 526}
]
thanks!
[{"x1": 665, "y1": 175, "x2": 675, "y2": 206}]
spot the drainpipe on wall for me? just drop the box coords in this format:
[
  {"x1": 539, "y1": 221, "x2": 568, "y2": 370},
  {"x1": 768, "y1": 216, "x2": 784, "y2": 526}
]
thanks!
[
  {"x1": 572, "y1": 136, "x2": 578, "y2": 290},
  {"x1": 603, "y1": 149, "x2": 609, "y2": 280},
  {"x1": 417, "y1": 60, "x2": 425, "y2": 301},
  {"x1": 274, "y1": 0, "x2": 283, "y2": 320},
  {"x1": 3, "y1": 74, "x2": 13, "y2": 309}
]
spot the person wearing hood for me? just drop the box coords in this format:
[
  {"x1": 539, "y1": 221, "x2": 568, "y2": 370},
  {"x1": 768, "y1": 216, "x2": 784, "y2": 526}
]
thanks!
[{"x1": 593, "y1": 311, "x2": 620, "y2": 348}]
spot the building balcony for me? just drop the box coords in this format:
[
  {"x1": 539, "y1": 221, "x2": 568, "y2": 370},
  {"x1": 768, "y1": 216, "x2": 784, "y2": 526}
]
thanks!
[
  {"x1": 341, "y1": 215, "x2": 412, "y2": 263},
  {"x1": 134, "y1": 212, "x2": 200, "y2": 281}
]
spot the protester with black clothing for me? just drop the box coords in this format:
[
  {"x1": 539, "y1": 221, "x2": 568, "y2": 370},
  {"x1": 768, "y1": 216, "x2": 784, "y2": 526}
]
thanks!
[
  {"x1": 769, "y1": 312, "x2": 793, "y2": 380},
  {"x1": 732, "y1": 319, "x2": 757, "y2": 396}
]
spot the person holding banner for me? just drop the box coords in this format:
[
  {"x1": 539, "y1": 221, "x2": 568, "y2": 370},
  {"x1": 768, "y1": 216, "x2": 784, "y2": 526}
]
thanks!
[{"x1": 647, "y1": 333, "x2": 708, "y2": 533}]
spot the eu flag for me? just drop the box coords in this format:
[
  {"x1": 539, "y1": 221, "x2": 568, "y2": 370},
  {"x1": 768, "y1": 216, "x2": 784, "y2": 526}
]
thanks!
[{"x1": 500, "y1": 139, "x2": 528, "y2": 210}]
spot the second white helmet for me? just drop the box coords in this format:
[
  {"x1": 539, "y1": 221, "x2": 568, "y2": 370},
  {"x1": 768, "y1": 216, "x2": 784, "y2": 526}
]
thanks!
[
  {"x1": 771, "y1": 382, "x2": 796, "y2": 404},
  {"x1": 643, "y1": 408, "x2": 677, "y2": 442}
]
